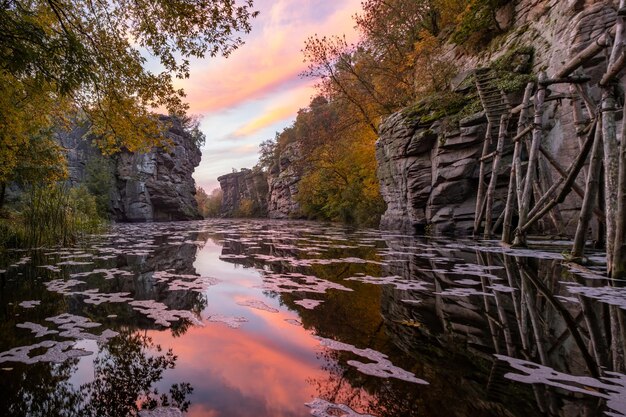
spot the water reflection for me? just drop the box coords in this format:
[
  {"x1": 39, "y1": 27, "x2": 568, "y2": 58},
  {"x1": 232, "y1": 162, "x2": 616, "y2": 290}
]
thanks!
[{"x1": 0, "y1": 220, "x2": 624, "y2": 416}]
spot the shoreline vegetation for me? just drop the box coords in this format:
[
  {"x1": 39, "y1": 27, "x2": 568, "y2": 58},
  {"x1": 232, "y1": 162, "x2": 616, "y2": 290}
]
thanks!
[{"x1": 0, "y1": 0, "x2": 258, "y2": 249}]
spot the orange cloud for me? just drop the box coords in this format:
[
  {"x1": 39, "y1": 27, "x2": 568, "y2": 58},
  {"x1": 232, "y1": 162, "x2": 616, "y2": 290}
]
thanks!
[
  {"x1": 230, "y1": 83, "x2": 318, "y2": 138},
  {"x1": 177, "y1": 0, "x2": 362, "y2": 114},
  {"x1": 232, "y1": 105, "x2": 295, "y2": 137}
]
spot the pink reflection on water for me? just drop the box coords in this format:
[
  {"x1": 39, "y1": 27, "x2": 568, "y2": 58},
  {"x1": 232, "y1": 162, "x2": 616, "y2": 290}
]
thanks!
[{"x1": 149, "y1": 315, "x2": 325, "y2": 416}]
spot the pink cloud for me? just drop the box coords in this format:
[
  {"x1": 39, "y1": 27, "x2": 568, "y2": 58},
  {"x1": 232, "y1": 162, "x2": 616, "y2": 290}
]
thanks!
[
  {"x1": 230, "y1": 84, "x2": 317, "y2": 138},
  {"x1": 177, "y1": 0, "x2": 362, "y2": 114}
]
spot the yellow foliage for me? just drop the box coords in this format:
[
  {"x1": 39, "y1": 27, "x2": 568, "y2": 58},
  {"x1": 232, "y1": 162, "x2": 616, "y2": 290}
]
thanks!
[
  {"x1": 0, "y1": 70, "x2": 70, "y2": 186},
  {"x1": 410, "y1": 30, "x2": 458, "y2": 95},
  {"x1": 236, "y1": 198, "x2": 255, "y2": 218}
]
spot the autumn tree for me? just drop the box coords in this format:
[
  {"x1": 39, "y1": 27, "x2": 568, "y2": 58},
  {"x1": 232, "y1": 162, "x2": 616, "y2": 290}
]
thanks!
[
  {"x1": 0, "y1": 0, "x2": 258, "y2": 199},
  {"x1": 196, "y1": 187, "x2": 223, "y2": 218},
  {"x1": 302, "y1": 0, "x2": 465, "y2": 136}
]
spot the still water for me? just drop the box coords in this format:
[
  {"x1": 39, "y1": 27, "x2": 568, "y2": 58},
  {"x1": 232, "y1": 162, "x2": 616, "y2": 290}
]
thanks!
[{"x1": 0, "y1": 219, "x2": 625, "y2": 417}]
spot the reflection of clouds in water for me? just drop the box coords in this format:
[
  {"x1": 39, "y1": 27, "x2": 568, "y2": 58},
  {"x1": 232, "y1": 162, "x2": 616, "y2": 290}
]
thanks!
[
  {"x1": 44, "y1": 278, "x2": 133, "y2": 305},
  {"x1": 0, "y1": 340, "x2": 91, "y2": 364},
  {"x1": 206, "y1": 314, "x2": 248, "y2": 328},
  {"x1": 496, "y1": 355, "x2": 626, "y2": 417},
  {"x1": 236, "y1": 299, "x2": 279, "y2": 313},
  {"x1": 18, "y1": 300, "x2": 41, "y2": 308},
  {"x1": 153, "y1": 270, "x2": 220, "y2": 291},
  {"x1": 130, "y1": 300, "x2": 203, "y2": 328},
  {"x1": 257, "y1": 272, "x2": 353, "y2": 294},
  {"x1": 345, "y1": 274, "x2": 430, "y2": 291},
  {"x1": 434, "y1": 287, "x2": 495, "y2": 297},
  {"x1": 2, "y1": 314, "x2": 119, "y2": 364}
]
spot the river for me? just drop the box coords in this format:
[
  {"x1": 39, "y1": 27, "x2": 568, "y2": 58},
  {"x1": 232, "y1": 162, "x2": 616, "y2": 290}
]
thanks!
[{"x1": 0, "y1": 219, "x2": 625, "y2": 417}]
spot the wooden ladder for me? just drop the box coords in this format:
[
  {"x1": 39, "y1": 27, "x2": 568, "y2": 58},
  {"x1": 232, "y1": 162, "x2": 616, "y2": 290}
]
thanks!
[{"x1": 473, "y1": 68, "x2": 511, "y2": 237}]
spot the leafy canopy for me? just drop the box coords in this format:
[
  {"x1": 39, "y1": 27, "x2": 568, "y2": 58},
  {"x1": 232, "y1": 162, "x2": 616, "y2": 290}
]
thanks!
[{"x1": 0, "y1": 0, "x2": 258, "y2": 185}]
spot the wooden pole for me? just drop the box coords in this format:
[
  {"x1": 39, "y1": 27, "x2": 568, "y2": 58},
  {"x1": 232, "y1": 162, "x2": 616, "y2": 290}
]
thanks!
[
  {"x1": 537, "y1": 155, "x2": 566, "y2": 235},
  {"x1": 555, "y1": 29, "x2": 615, "y2": 78},
  {"x1": 484, "y1": 113, "x2": 509, "y2": 238},
  {"x1": 603, "y1": 0, "x2": 625, "y2": 274},
  {"x1": 503, "y1": 83, "x2": 534, "y2": 243},
  {"x1": 514, "y1": 73, "x2": 546, "y2": 246},
  {"x1": 539, "y1": 144, "x2": 605, "y2": 221},
  {"x1": 612, "y1": 97, "x2": 626, "y2": 278},
  {"x1": 572, "y1": 117, "x2": 603, "y2": 259},
  {"x1": 602, "y1": 89, "x2": 620, "y2": 272},
  {"x1": 474, "y1": 122, "x2": 493, "y2": 235}
]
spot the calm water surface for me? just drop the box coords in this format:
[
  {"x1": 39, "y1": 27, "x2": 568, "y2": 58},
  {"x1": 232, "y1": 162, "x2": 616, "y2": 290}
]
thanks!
[{"x1": 1, "y1": 219, "x2": 625, "y2": 417}]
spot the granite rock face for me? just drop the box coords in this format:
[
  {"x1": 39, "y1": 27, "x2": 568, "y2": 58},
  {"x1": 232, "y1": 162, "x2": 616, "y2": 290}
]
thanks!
[
  {"x1": 376, "y1": 0, "x2": 620, "y2": 235},
  {"x1": 267, "y1": 142, "x2": 302, "y2": 219},
  {"x1": 377, "y1": 113, "x2": 489, "y2": 234},
  {"x1": 217, "y1": 168, "x2": 268, "y2": 217},
  {"x1": 110, "y1": 116, "x2": 202, "y2": 222}
]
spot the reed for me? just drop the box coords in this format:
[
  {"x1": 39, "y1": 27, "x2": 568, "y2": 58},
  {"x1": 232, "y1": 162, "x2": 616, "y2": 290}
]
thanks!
[{"x1": 0, "y1": 184, "x2": 105, "y2": 248}]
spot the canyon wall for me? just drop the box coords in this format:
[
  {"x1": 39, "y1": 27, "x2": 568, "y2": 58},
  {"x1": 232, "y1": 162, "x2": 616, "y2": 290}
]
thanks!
[
  {"x1": 376, "y1": 0, "x2": 620, "y2": 235},
  {"x1": 217, "y1": 168, "x2": 268, "y2": 217},
  {"x1": 267, "y1": 142, "x2": 302, "y2": 219},
  {"x1": 60, "y1": 116, "x2": 202, "y2": 222}
]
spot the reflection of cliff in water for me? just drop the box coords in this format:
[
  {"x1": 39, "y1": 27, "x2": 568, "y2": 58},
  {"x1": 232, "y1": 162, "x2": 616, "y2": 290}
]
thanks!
[
  {"x1": 380, "y1": 235, "x2": 626, "y2": 416},
  {"x1": 217, "y1": 227, "x2": 626, "y2": 416},
  {"x1": 70, "y1": 231, "x2": 210, "y2": 331},
  {"x1": 218, "y1": 232, "x2": 530, "y2": 416}
]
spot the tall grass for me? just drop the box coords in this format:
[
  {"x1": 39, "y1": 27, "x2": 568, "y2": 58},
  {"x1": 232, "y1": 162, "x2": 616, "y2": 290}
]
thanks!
[{"x1": 0, "y1": 184, "x2": 105, "y2": 248}]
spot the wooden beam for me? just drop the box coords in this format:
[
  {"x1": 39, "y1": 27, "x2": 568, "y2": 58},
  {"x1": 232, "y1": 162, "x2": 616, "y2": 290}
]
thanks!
[
  {"x1": 555, "y1": 29, "x2": 615, "y2": 78},
  {"x1": 538, "y1": 144, "x2": 605, "y2": 222},
  {"x1": 538, "y1": 76, "x2": 592, "y2": 86},
  {"x1": 503, "y1": 83, "x2": 534, "y2": 243},
  {"x1": 485, "y1": 113, "x2": 510, "y2": 238},
  {"x1": 600, "y1": 51, "x2": 626, "y2": 86},
  {"x1": 517, "y1": 120, "x2": 598, "y2": 235}
]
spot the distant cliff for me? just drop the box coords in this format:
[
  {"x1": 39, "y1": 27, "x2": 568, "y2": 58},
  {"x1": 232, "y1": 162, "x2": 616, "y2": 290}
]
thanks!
[
  {"x1": 217, "y1": 168, "x2": 268, "y2": 217},
  {"x1": 217, "y1": 141, "x2": 302, "y2": 219},
  {"x1": 267, "y1": 142, "x2": 301, "y2": 219},
  {"x1": 60, "y1": 116, "x2": 202, "y2": 222}
]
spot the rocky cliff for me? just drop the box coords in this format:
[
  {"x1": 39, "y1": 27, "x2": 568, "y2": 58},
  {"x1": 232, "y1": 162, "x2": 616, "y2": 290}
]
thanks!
[
  {"x1": 111, "y1": 116, "x2": 202, "y2": 222},
  {"x1": 377, "y1": 0, "x2": 619, "y2": 235},
  {"x1": 216, "y1": 142, "x2": 303, "y2": 219},
  {"x1": 60, "y1": 116, "x2": 202, "y2": 222},
  {"x1": 217, "y1": 168, "x2": 268, "y2": 217},
  {"x1": 267, "y1": 142, "x2": 302, "y2": 219}
]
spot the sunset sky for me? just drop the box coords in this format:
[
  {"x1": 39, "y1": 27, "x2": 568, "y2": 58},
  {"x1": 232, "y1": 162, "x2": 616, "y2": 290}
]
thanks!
[{"x1": 175, "y1": 0, "x2": 362, "y2": 192}]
